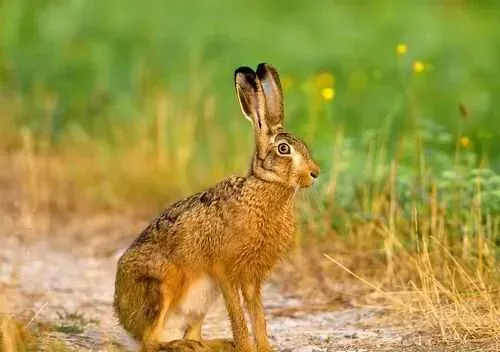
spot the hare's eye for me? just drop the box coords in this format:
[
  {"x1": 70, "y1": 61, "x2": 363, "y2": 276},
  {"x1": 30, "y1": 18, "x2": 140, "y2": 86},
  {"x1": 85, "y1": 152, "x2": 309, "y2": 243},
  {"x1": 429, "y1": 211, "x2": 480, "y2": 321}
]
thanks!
[{"x1": 277, "y1": 143, "x2": 291, "y2": 155}]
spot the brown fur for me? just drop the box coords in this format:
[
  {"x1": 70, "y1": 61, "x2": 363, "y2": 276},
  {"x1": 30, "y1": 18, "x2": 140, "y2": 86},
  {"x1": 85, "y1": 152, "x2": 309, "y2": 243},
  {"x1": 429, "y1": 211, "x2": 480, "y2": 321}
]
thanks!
[{"x1": 113, "y1": 63, "x2": 320, "y2": 352}]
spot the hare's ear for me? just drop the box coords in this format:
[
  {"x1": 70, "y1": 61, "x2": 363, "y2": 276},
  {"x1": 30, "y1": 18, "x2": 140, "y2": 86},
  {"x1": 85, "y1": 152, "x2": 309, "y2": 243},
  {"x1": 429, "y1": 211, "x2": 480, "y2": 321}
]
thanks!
[
  {"x1": 234, "y1": 67, "x2": 265, "y2": 128},
  {"x1": 234, "y1": 66, "x2": 270, "y2": 159},
  {"x1": 256, "y1": 63, "x2": 284, "y2": 133}
]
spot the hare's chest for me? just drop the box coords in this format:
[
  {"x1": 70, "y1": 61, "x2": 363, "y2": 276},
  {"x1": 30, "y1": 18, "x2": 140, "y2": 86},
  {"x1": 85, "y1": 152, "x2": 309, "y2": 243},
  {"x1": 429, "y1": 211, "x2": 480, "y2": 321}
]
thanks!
[
  {"x1": 233, "y1": 215, "x2": 295, "y2": 273},
  {"x1": 262, "y1": 215, "x2": 295, "y2": 246}
]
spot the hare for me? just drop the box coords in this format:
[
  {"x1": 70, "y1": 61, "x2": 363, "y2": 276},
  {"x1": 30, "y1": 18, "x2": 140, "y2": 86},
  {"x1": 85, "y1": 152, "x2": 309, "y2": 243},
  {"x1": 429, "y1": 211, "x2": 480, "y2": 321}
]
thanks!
[{"x1": 114, "y1": 63, "x2": 320, "y2": 352}]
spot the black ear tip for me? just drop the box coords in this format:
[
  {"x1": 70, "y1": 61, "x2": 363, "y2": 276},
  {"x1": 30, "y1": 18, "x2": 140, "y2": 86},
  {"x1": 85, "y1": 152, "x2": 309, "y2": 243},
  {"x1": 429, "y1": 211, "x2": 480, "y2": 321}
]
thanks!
[
  {"x1": 234, "y1": 66, "x2": 255, "y2": 80},
  {"x1": 256, "y1": 63, "x2": 279, "y2": 79},
  {"x1": 256, "y1": 63, "x2": 268, "y2": 76}
]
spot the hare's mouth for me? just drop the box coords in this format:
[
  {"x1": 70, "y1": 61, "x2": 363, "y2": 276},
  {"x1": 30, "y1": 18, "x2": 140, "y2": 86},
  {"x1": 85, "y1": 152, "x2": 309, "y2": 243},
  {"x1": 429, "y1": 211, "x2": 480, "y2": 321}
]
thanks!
[
  {"x1": 307, "y1": 177, "x2": 317, "y2": 187},
  {"x1": 298, "y1": 173, "x2": 317, "y2": 188}
]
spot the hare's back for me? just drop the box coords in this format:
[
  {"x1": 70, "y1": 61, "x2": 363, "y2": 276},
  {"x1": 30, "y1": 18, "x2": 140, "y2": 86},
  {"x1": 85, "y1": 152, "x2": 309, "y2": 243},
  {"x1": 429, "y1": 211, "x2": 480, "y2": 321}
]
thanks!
[
  {"x1": 129, "y1": 176, "x2": 248, "y2": 249},
  {"x1": 160, "y1": 175, "x2": 247, "y2": 225}
]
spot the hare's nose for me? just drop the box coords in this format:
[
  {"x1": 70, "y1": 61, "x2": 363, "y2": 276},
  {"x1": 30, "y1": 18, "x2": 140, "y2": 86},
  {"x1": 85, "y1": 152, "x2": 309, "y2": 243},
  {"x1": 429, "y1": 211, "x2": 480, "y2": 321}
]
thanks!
[{"x1": 310, "y1": 170, "x2": 319, "y2": 179}]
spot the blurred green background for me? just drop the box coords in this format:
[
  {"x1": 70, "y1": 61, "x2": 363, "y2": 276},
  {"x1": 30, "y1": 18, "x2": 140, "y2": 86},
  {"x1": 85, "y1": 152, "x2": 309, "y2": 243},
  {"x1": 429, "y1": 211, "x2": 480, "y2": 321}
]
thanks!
[
  {"x1": 2, "y1": 0, "x2": 500, "y2": 212},
  {"x1": 2, "y1": 3, "x2": 500, "y2": 346}
]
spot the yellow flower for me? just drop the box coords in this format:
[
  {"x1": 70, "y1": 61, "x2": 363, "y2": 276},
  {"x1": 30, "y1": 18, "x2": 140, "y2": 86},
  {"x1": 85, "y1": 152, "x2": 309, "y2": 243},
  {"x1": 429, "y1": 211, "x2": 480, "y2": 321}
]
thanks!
[
  {"x1": 396, "y1": 43, "x2": 408, "y2": 56},
  {"x1": 315, "y1": 72, "x2": 335, "y2": 89},
  {"x1": 459, "y1": 136, "x2": 470, "y2": 148},
  {"x1": 321, "y1": 87, "x2": 335, "y2": 101},
  {"x1": 413, "y1": 60, "x2": 425, "y2": 73}
]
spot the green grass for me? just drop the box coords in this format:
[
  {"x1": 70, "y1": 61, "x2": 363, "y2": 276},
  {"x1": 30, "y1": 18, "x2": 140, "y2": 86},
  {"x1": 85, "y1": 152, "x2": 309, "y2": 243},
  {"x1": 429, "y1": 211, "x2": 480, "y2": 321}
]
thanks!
[{"x1": 1, "y1": 1, "x2": 500, "y2": 161}]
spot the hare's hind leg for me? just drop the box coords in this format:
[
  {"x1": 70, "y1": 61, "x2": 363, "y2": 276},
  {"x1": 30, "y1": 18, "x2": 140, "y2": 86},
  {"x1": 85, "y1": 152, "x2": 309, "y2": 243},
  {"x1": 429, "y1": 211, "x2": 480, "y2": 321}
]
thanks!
[
  {"x1": 184, "y1": 317, "x2": 235, "y2": 352},
  {"x1": 141, "y1": 284, "x2": 175, "y2": 352},
  {"x1": 157, "y1": 339, "x2": 235, "y2": 352},
  {"x1": 141, "y1": 267, "x2": 187, "y2": 352},
  {"x1": 144, "y1": 273, "x2": 221, "y2": 351}
]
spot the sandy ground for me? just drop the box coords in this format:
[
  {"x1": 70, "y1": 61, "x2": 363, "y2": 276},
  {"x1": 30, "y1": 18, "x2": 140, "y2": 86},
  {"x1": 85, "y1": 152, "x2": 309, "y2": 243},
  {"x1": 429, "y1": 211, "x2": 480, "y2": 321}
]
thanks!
[{"x1": 0, "y1": 232, "x2": 420, "y2": 352}]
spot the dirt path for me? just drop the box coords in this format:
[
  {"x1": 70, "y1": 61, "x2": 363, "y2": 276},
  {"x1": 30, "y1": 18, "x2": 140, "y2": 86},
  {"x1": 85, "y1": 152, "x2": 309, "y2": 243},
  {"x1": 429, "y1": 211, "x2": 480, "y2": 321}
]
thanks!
[{"x1": 1, "y1": 236, "x2": 408, "y2": 351}]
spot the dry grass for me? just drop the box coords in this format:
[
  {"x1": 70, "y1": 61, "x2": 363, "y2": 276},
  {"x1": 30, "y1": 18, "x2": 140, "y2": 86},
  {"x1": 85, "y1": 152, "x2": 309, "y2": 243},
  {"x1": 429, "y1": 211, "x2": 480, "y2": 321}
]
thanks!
[
  {"x1": 409, "y1": 242, "x2": 500, "y2": 345},
  {"x1": 312, "y1": 177, "x2": 500, "y2": 348},
  {"x1": 0, "y1": 93, "x2": 248, "y2": 238}
]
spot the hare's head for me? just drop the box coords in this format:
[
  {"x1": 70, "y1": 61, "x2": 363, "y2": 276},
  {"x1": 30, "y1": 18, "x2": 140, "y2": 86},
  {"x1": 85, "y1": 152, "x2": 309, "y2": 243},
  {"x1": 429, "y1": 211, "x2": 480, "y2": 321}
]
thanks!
[{"x1": 235, "y1": 63, "x2": 320, "y2": 189}]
